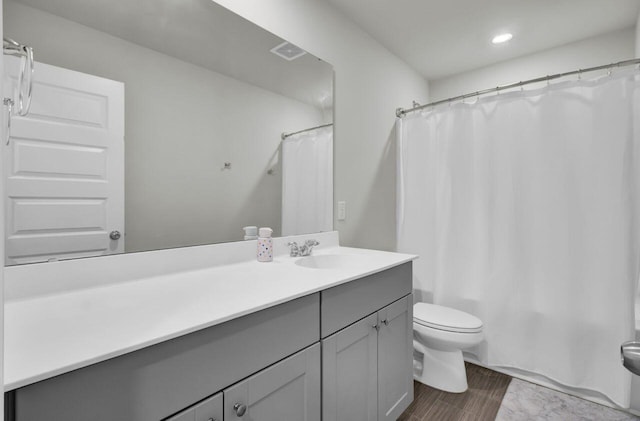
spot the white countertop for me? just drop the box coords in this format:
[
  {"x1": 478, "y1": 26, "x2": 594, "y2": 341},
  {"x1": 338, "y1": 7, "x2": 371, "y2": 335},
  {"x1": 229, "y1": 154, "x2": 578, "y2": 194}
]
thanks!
[{"x1": 5, "y1": 237, "x2": 416, "y2": 391}]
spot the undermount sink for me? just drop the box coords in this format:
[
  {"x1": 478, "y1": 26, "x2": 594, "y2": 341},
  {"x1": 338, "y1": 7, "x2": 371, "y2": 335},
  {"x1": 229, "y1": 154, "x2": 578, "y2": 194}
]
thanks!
[{"x1": 295, "y1": 254, "x2": 367, "y2": 269}]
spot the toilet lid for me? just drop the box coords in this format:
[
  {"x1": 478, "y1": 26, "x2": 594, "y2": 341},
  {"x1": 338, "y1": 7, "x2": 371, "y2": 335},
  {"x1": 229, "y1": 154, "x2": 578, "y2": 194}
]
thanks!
[{"x1": 413, "y1": 303, "x2": 483, "y2": 333}]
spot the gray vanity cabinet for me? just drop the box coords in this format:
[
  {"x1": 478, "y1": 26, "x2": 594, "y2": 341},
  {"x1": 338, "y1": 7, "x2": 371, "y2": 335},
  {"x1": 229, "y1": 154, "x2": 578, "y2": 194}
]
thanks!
[
  {"x1": 224, "y1": 343, "x2": 321, "y2": 421},
  {"x1": 322, "y1": 296, "x2": 413, "y2": 421},
  {"x1": 320, "y1": 263, "x2": 414, "y2": 421},
  {"x1": 166, "y1": 392, "x2": 223, "y2": 421}
]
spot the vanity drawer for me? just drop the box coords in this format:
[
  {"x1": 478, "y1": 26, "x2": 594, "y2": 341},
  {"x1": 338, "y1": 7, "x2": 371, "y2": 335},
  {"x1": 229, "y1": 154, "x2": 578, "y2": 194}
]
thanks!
[
  {"x1": 11, "y1": 293, "x2": 320, "y2": 421},
  {"x1": 321, "y1": 263, "x2": 412, "y2": 338}
]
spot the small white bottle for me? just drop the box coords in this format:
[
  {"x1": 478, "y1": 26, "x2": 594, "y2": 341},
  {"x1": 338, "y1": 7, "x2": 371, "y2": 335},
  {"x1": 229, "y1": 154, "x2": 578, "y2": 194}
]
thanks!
[
  {"x1": 243, "y1": 226, "x2": 258, "y2": 240},
  {"x1": 257, "y1": 227, "x2": 273, "y2": 262}
]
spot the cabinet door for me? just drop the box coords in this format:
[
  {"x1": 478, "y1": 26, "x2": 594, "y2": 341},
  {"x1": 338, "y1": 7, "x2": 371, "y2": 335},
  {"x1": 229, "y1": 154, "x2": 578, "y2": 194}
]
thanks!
[
  {"x1": 166, "y1": 392, "x2": 222, "y2": 421},
  {"x1": 322, "y1": 313, "x2": 378, "y2": 421},
  {"x1": 377, "y1": 296, "x2": 413, "y2": 421},
  {"x1": 224, "y1": 343, "x2": 320, "y2": 421}
]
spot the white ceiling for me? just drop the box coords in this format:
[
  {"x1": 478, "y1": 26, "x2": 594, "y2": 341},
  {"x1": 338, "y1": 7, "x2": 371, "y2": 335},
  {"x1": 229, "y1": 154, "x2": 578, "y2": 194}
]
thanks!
[
  {"x1": 12, "y1": 0, "x2": 639, "y2": 92},
  {"x1": 325, "y1": 0, "x2": 640, "y2": 80},
  {"x1": 9, "y1": 0, "x2": 333, "y2": 109}
]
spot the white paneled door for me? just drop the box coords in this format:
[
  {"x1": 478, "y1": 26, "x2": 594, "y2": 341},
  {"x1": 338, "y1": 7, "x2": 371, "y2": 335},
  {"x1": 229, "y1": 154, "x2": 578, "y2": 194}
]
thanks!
[{"x1": 4, "y1": 58, "x2": 124, "y2": 265}]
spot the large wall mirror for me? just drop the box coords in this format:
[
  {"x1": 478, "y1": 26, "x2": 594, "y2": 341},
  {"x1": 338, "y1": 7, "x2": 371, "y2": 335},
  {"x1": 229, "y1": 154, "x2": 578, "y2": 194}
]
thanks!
[{"x1": 3, "y1": 0, "x2": 334, "y2": 265}]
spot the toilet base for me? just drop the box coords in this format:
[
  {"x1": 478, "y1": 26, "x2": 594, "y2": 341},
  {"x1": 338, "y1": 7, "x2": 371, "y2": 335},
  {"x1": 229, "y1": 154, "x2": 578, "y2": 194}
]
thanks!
[{"x1": 413, "y1": 340, "x2": 468, "y2": 393}]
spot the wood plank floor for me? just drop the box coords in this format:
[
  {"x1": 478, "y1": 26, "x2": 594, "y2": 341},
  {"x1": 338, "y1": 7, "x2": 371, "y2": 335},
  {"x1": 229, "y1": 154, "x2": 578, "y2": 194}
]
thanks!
[{"x1": 398, "y1": 363, "x2": 512, "y2": 421}]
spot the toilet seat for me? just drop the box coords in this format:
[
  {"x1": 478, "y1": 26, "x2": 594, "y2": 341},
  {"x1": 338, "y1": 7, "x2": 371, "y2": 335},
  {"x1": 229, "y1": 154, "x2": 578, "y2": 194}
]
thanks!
[{"x1": 413, "y1": 303, "x2": 482, "y2": 334}]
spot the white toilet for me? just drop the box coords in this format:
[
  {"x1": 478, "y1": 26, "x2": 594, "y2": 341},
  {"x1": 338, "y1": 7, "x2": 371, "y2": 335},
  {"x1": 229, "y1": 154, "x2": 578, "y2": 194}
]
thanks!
[{"x1": 413, "y1": 303, "x2": 484, "y2": 393}]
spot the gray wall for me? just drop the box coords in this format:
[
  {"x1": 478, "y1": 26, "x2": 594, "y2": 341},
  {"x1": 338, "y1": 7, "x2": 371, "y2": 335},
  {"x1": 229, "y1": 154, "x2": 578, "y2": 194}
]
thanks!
[
  {"x1": 213, "y1": 0, "x2": 431, "y2": 251},
  {"x1": 5, "y1": 1, "x2": 325, "y2": 252}
]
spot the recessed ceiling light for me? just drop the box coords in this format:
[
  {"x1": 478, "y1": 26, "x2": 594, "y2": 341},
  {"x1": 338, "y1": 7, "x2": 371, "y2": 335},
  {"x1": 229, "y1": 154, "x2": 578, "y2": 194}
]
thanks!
[{"x1": 492, "y1": 33, "x2": 513, "y2": 44}]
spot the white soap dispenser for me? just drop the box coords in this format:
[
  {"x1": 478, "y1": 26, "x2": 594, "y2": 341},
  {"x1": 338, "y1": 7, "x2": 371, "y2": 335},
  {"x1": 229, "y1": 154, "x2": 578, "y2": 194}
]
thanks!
[{"x1": 257, "y1": 227, "x2": 273, "y2": 262}]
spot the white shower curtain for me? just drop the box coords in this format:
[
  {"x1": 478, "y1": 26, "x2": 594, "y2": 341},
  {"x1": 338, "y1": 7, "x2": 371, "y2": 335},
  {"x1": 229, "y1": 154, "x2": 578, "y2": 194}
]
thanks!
[
  {"x1": 397, "y1": 70, "x2": 640, "y2": 407},
  {"x1": 281, "y1": 126, "x2": 333, "y2": 236}
]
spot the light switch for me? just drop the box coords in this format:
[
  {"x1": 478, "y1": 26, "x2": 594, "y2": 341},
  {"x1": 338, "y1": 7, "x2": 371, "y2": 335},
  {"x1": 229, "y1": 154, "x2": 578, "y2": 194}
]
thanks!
[{"x1": 338, "y1": 201, "x2": 346, "y2": 221}]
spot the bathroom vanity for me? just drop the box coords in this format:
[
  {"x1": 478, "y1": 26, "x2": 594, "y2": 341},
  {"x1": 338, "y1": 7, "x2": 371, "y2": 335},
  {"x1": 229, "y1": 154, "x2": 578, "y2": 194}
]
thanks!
[{"x1": 4, "y1": 232, "x2": 415, "y2": 421}]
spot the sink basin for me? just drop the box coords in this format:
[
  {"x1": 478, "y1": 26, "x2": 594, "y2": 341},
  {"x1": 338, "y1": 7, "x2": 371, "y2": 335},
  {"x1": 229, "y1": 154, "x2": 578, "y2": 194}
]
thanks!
[{"x1": 295, "y1": 254, "x2": 367, "y2": 269}]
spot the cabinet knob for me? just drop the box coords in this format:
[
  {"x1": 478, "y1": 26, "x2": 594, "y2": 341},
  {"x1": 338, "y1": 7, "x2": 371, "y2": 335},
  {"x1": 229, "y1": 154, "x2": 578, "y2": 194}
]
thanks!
[
  {"x1": 372, "y1": 324, "x2": 379, "y2": 331},
  {"x1": 234, "y1": 403, "x2": 247, "y2": 417},
  {"x1": 207, "y1": 418, "x2": 217, "y2": 421},
  {"x1": 109, "y1": 230, "x2": 121, "y2": 240},
  {"x1": 381, "y1": 319, "x2": 389, "y2": 326}
]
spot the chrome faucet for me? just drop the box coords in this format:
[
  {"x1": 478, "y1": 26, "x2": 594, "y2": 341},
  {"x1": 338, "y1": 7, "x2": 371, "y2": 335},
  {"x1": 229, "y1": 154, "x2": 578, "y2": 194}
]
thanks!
[{"x1": 288, "y1": 239, "x2": 319, "y2": 257}]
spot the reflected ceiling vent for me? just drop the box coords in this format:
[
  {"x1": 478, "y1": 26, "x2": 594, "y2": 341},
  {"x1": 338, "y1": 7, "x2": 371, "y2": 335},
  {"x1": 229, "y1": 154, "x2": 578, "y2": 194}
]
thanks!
[{"x1": 270, "y1": 41, "x2": 307, "y2": 61}]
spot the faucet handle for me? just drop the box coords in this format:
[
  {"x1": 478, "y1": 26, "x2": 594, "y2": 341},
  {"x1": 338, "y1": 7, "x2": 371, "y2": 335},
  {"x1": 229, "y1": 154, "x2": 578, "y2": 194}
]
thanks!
[
  {"x1": 287, "y1": 241, "x2": 300, "y2": 257},
  {"x1": 299, "y1": 239, "x2": 319, "y2": 256}
]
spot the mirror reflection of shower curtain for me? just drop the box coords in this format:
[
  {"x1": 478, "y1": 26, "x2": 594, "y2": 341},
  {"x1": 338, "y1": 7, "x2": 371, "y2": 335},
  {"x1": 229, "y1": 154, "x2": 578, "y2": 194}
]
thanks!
[
  {"x1": 397, "y1": 70, "x2": 640, "y2": 407},
  {"x1": 281, "y1": 126, "x2": 333, "y2": 236}
]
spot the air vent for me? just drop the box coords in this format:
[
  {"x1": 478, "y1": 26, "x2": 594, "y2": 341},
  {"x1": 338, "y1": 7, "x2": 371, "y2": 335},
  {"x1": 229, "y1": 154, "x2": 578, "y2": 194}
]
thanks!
[{"x1": 270, "y1": 41, "x2": 307, "y2": 61}]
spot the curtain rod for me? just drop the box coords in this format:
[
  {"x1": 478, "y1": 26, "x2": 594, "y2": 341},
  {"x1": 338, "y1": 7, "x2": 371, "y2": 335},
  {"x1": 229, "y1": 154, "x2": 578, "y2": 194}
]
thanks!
[
  {"x1": 281, "y1": 123, "x2": 333, "y2": 140},
  {"x1": 396, "y1": 58, "x2": 640, "y2": 118}
]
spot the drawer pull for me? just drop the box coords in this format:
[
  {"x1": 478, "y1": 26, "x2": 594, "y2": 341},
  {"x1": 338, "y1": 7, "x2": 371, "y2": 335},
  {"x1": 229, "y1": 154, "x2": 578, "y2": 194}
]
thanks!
[{"x1": 234, "y1": 403, "x2": 247, "y2": 416}]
